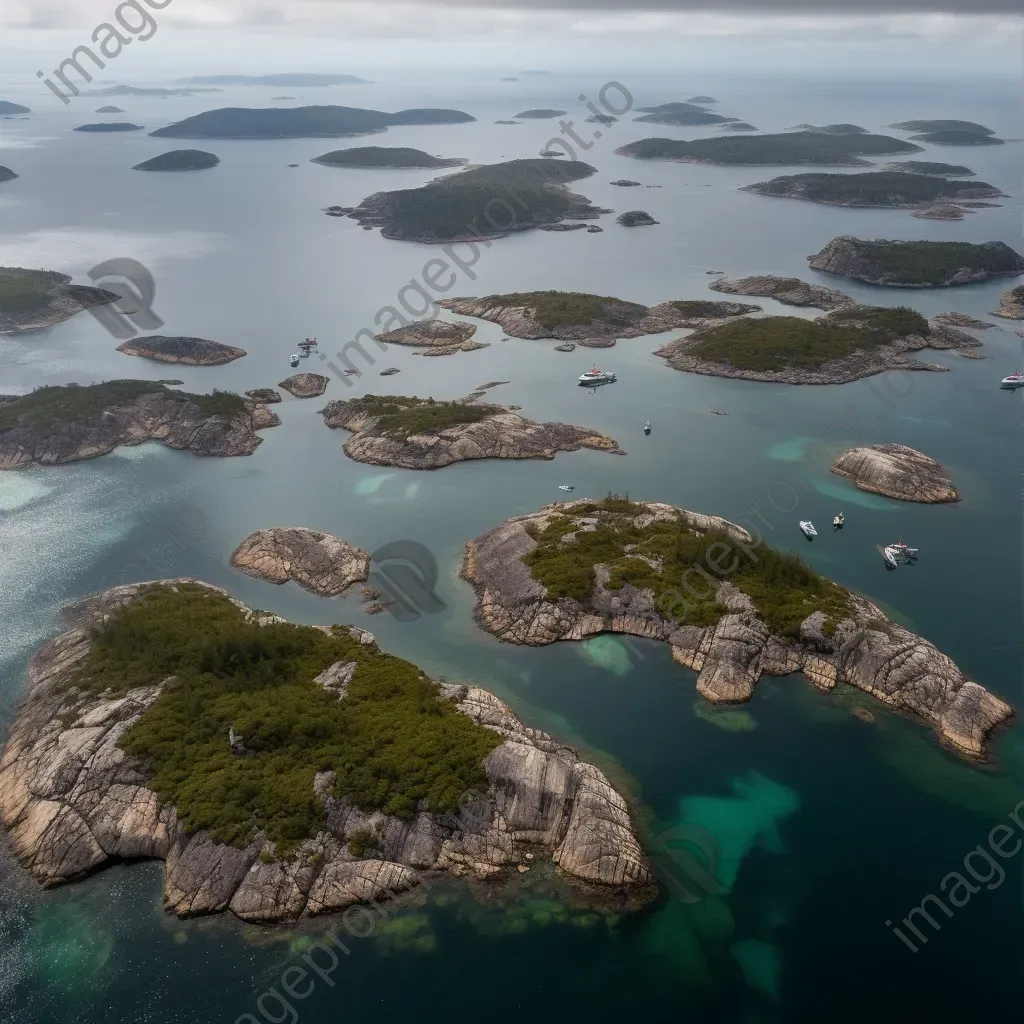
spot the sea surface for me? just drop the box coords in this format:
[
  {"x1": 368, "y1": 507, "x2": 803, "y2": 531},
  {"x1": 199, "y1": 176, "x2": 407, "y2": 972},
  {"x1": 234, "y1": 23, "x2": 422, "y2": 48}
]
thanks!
[{"x1": 0, "y1": 70, "x2": 1022, "y2": 1022}]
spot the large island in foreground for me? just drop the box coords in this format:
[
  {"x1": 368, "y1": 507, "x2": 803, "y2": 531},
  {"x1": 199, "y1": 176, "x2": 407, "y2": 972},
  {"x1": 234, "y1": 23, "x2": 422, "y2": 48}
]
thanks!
[
  {"x1": 0, "y1": 580, "x2": 651, "y2": 919},
  {"x1": 462, "y1": 498, "x2": 1012, "y2": 759}
]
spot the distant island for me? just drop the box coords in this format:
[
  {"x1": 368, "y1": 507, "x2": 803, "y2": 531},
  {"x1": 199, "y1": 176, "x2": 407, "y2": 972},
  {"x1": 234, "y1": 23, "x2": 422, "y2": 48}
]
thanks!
[
  {"x1": 0, "y1": 101, "x2": 29, "y2": 114},
  {"x1": 889, "y1": 119, "x2": 1003, "y2": 146},
  {"x1": 463, "y1": 497, "x2": 1011, "y2": 759},
  {"x1": 655, "y1": 305, "x2": 979, "y2": 384},
  {"x1": 231, "y1": 527, "x2": 370, "y2": 596},
  {"x1": 884, "y1": 160, "x2": 975, "y2": 177},
  {"x1": 86, "y1": 85, "x2": 221, "y2": 97},
  {"x1": 321, "y1": 393, "x2": 625, "y2": 469},
  {"x1": 439, "y1": 291, "x2": 759, "y2": 341},
  {"x1": 0, "y1": 267, "x2": 117, "y2": 333},
  {"x1": 0, "y1": 166, "x2": 16, "y2": 183},
  {"x1": 346, "y1": 158, "x2": 609, "y2": 242},
  {"x1": 616, "y1": 210, "x2": 658, "y2": 226},
  {"x1": 513, "y1": 109, "x2": 567, "y2": 118},
  {"x1": 150, "y1": 105, "x2": 476, "y2": 140},
  {"x1": 725, "y1": 122, "x2": 757, "y2": 132},
  {"x1": 634, "y1": 102, "x2": 737, "y2": 126},
  {"x1": 0, "y1": 579, "x2": 650, "y2": 917},
  {"x1": 808, "y1": 236, "x2": 1024, "y2": 287},
  {"x1": 132, "y1": 149, "x2": 220, "y2": 171},
  {"x1": 991, "y1": 285, "x2": 1024, "y2": 320},
  {"x1": 831, "y1": 443, "x2": 959, "y2": 503},
  {"x1": 311, "y1": 146, "x2": 466, "y2": 169},
  {"x1": 792, "y1": 123, "x2": 868, "y2": 135},
  {"x1": 709, "y1": 275, "x2": 853, "y2": 311},
  {"x1": 116, "y1": 335, "x2": 245, "y2": 364},
  {"x1": 741, "y1": 170, "x2": 1004, "y2": 210},
  {"x1": 0, "y1": 381, "x2": 277, "y2": 469},
  {"x1": 615, "y1": 131, "x2": 921, "y2": 166},
  {"x1": 95, "y1": 105, "x2": 125, "y2": 113},
  {"x1": 74, "y1": 122, "x2": 144, "y2": 132},
  {"x1": 177, "y1": 73, "x2": 369, "y2": 86},
  {"x1": 585, "y1": 114, "x2": 617, "y2": 125},
  {"x1": 687, "y1": 95, "x2": 718, "y2": 104}
]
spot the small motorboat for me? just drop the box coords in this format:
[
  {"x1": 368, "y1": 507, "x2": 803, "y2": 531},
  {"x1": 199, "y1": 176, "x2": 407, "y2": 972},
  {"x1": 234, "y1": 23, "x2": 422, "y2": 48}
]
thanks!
[
  {"x1": 644, "y1": 420, "x2": 651, "y2": 435},
  {"x1": 832, "y1": 512, "x2": 845, "y2": 530},
  {"x1": 1001, "y1": 372, "x2": 1024, "y2": 388},
  {"x1": 289, "y1": 353, "x2": 300, "y2": 367},
  {"x1": 881, "y1": 544, "x2": 901, "y2": 569},
  {"x1": 799, "y1": 520, "x2": 817, "y2": 538},
  {"x1": 558, "y1": 484, "x2": 575, "y2": 492},
  {"x1": 578, "y1": 366, "x2": 617, "y2": 386}
]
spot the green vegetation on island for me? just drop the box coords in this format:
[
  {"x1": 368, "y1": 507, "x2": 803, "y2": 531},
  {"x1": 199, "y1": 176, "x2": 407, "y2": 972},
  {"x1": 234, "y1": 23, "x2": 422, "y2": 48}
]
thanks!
[
  {"x1": 615, "y1": 130, "x2": 921, "y2": 166},
  {"x1": 73, "y1": 123, "x2": 144, "y2": 132},
  {"x1": 480, "y1": 290, "x2": 638, "y2": 330},
  {"x1": 1009, "y1": 285, "x2": 1024, "y2": 303},
  {"x1": 311, "y1": 146, "x2": 464, "y2": 169},
  {"x1": 682, "y1": 306, "x2": 929, "y2": 372},
  {"x1": 132, "y1": 150, "x2": 220, "y2": 171},
  {"x1": 634, "y1": 102, "x2": 735, "y2": 126},
  {"x1": 889, "y1": 120, "x2": 1003, "y2": 146},
  {"x1": 0, "y1": 166, "x2": 16, "y2": 183},
  {"x1": 0, "y1": 272, "x2": 52, "y2": 313},
  {"x1": 348, "y1": 158, "x2": 602, "y2": 241},
  {"x1": 70, "y1": 584, "x2": 500, "y2": 848},
  {"x1": 0, "y1": 267, "x2": 118, "y2": 332},
  {"x1": 513, "y1": 109, "x2": 567, "y2": 119},
  {"x1": 341, "y1": 394, "x2": 500, "y2": 435},
  {"x1": 150, "y1": 105, "x2": 475, "y2": 140},
  {"x1": 792, "y1": 124, "x2": 868, "y2": 135},
  {"x1": 522, "y1": 495, "x2": 851, "y2": 637},
  {"x1": 742, "y1": 170, "x2": 1002, "y2": 207},
  {"x1": 885, "y1": 160, "x2": 975, "y2": 177}
]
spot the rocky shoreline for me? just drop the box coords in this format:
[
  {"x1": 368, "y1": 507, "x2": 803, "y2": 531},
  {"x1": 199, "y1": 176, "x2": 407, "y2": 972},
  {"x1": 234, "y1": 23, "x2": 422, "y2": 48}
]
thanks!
[
  {"x1": 0, "y1": 268, "x2": 119, "y2": 334},
  {"x1": 991, "y1": 287, "x2": 1024, "y2": 320},
  {"x1": 461, "y1": 502, "x2": 1012, "y2": 759},
  {"x1": 375, "y1": 320, "x2": 480, "y2": 355},
  {"x1": 830, "y1": 443, "x2": 959, "y2": 503},
  {"x1": 0, "y1": 580, "x2": 653, "y2": 919},
  {"x1": 231, "y1": 528, "x2": 371, "y2": 596},
  {"x1": 709, "y1": 275, "x2": 853, "y2": 311},
  {"x1": 116, "y1": 335, "x2": 246, "y2": 365}
]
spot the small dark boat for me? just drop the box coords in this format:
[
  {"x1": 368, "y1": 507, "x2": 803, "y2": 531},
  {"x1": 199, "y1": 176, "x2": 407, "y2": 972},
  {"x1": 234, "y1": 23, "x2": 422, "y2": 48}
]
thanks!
[{"x1": 644, "y1": 420, "x2": 651, "y2": 435}]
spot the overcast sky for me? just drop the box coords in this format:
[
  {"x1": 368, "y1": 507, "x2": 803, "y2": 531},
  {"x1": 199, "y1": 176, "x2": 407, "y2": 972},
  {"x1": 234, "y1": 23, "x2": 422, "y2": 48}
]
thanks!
[{"x1": 0, "y1": 2, "x2": 1019, "y2": 79}]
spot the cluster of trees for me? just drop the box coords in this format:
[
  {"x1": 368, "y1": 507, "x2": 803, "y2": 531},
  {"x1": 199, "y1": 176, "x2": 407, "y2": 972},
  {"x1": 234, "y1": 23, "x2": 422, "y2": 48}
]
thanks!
[
  {"x1": 352, "y1": 394, "x2": 500, "y2": 436},
  {"x1": 482, "y1": 290, "x2": 642, "y2": 330}
]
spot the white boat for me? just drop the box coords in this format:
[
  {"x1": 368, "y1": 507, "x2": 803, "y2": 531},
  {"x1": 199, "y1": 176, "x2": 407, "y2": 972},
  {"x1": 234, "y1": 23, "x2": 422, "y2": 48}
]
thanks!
[
  {"x1": 1001, "y1": 372, "x2": 1024, "y2": 387},
  {"x1": 578, "y1": 366, "x2": 617, "y2": 386},
  {"x1": 644, "y1": 420, "x2": 651, "y2": 434},
  {"x1": 891, "y1": 539, "x2": 918, "y2": 559},
  {"x1": 832, "y1": 513, "x2": 845, "y2": 529},
  {"x1": 882, "y1": 545, "x2": 901, "y2": 569},
  {"x1": 289, "y1": 353, "x2": 300, "y2": 367},
  {"x1": 799, "y1": 520, "x2": 817, "y2": 538},
  {"x1": 558, "y1": 484, "x2": 574, "y2": 492}
]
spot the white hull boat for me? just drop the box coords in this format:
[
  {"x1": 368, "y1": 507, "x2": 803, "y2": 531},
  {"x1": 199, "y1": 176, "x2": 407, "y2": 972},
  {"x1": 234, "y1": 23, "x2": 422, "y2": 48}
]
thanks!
[
  {"x1": 882, "y1": 545, "x2": 901, "y2": 569},
  {"x1": 1001, "y1": 372, "x2": 1024, "y2": 388},
  {"x1": 289, "y1": 353, "x2": 300, "y2": 367},
  {"x1": 799, "y1": 520, "x2": 817, "y2": 538},
  {"x1": 579, "y1": 366, "x2": 617, "y2": 386},
  {"x1": 558, "y1": 485, "x2": 575, "y2": 492}
]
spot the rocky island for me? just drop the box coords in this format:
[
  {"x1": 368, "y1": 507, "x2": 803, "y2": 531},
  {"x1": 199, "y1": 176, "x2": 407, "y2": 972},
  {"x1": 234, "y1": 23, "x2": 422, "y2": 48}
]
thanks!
[
  {"x1": 320, "y1": 393, "x2": 625, "y2": 469},
  {"x1": 245, "y1": 388, "x2": 282, "y2": 403},
  {"x1": 116, "y1": 335, "x2": 246, "y2": 365},
  {"x1": 616, "y1": 131, "x2": 922, "y2": 166},
  {"x1": 0, "y1": 580, "x2": 651, "y2": 918},
  {"x1": 0, "y1": 267, "x2": 118, "y2": 333},
  {"x1": 438, "y1": 291, "x2": 760, "y2": 342},
  {"x1": 634, "y1": 102, "x2": 737, "y2": 127},
  {"x1": 311, "y1": 146, "x2": 466, "y2": 169},
  {"x1": 884, "y1": 160, "x2": 975, "y2": 177},
  {"x1": 73, "y1": 122, "x2": 144, "y2": 132},
  {"x1": 132, "y1": 150, "x2": 220, "y2": 171},
  {"x1": 149, "y1": 105, "x2": 475, "y2": 140},
  {"x1": 807, "y1": 236, "x2": 1024, "y2": 287},
  {"x1": 0, "y1": 166, "x2": 18, "y2": 183},
  {"x1": 231, "y1": 528, "x2": 371, "y2": 596},
  {"x1": 654, "y1": 304, "x2": 979, "y2": 384},
  {"x1": 279, "y1": 373, "x2": 329, "y2": 398},
  {"x1": 0, "y1": 381, "x2": 277, "y2": 469},
  {"x1": 616, "y1": 211, "x2": 658, "y2": 227},
  {"x1": 347, "y1": 158, "x2": 609, "y2": 242},
  {"x1": 375, "y1": 320, "x2": 484, "y2": 356},
  {"x1": 830, "y1": 443, "x2": 958, "y2": 503},
  {"x1": 462, "y1": 498, "x2": 1011, "y2": 759},
  {"x1": 740, "y1": 171, "x2": 1004, "y2": 211},
  {"x1": 991, "y1": 285, "x2": 1024, "y2": 320},
  {"x1": 709, "y1": 275, "x2": 853, "y2": 310},
  {"x1": 911, "y1": 205, "x2": 969, "y2": 221},
  {"x1": 889, "y1": 120, "x2": 1003, "y2": 146}
]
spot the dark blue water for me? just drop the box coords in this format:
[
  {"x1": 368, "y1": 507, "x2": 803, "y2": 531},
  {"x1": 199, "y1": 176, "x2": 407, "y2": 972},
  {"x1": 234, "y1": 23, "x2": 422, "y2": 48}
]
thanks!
[{"x1": 0, "y1": 71, "x2": 1022, "y2": 1023}]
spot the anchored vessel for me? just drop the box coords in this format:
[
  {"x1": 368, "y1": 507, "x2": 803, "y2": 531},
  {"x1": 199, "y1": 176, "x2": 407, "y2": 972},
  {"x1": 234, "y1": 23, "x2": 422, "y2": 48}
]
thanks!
[
  {"x1": 578, "y1": 366, "x2": 617, "y2": 386},
  {"x1": 799, "y1": 520, "x2": 817, "y2": 538}
]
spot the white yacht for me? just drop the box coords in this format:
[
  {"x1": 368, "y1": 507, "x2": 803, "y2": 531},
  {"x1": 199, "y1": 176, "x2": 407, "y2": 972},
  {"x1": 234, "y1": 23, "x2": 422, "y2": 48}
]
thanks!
[
  {"x1": 799, "y1": 520, "x2": 817, "y2": 538},
  {"x1": 289, "y1": 353, "x2": 300, "y2": 367},
  {"x1": 578, "y1": 366, "x2": 616, "y2": 386},
  {"x1": 1001, "y1": 372, "x2": 1024, "y2": 388}
]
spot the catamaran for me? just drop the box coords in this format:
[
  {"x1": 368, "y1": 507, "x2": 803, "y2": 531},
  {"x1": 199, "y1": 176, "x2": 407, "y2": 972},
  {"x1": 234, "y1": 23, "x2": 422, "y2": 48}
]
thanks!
[
  {"x1": 578, "y1": 366, "x2": 617, "y2": 386},
  {"x1": 799, "y1": 520, "x2": 817, "y2": 538}
]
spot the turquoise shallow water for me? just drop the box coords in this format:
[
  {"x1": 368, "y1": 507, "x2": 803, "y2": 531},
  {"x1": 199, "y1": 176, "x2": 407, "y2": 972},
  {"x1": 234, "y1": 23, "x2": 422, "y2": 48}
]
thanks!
[{"x1": 0, "y1": 70, "x2": 1022, "y2": 1021}]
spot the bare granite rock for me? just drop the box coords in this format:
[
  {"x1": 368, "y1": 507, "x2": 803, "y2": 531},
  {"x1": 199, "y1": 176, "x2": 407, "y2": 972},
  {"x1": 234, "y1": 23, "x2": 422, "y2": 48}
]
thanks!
[
  {"x1": 462, "y1": 501, "x2": 1012, "y2": 760},
  {"x1": 279, "y1": 373, "x2": 329, "y2": 398},
  {"x1": 321, "y1": 397, "x2": 625, "y2": 469},
  {"x1": 709, "y1": 275, "x2": 854, "y2": 310},
  {"x1": 375, "y1": 320, "x2": 476, "y2": 348},
  {"x1": 830, "y1": 443, "x2": 959, "y2": 503},
  {"x1": 0, "y1": 580, "x2": 653, "y2": 919},
  {"x1": 932, "y1": 312, "x2": 993, "y2": 329},
  {"x1": 245, "y1": 388, "x2": 282, "y2": 403},
  {"x1": 230, "y1": 527, "x2": 371, "y2": 596},
  {"x1": 991, "y1": 287, "x2": 1024, "y2": 320},
  {"x1": 117, "y1": 336, "x2": 246, "y2": 365}
]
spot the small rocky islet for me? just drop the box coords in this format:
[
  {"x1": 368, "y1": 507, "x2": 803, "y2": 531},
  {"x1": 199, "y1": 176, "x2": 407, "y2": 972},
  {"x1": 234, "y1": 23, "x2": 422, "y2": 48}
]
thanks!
[
  {"x1": 279, "y1": 373, "x2": 329, "y2": 398},
  {"x1": 0, "y1": 381, "x2": 277, "y2": 469},
  {"x1": 709, "y1": 275, "x2": 854, "y2": 311},
  {"x1": 0, "y1": 267, "x2": 118, "y2": 333},
  {"x1": 616, "y1": 211, "x2": 658, "y2": 227},
  {"x1": 830, "y1": 443, "x2": 959, "y2": 503},
  {"x1": 0, "y1": 579, "x2": 651, "y2": 919},
  {"x1": 231, "y1": 527, "x2": 371, "y2": 596},
  {"x1": 320, "y1": 393, "x2": 626, "y2": 469},
  {"x1": 116, "y1": 335, "x2": 246, "y2": 365},
  {"x1": 462, "y1": 497, "x2": 1011, "y2": 759},
  {"x1": 132, "y1": 150, "x2": 220, "y2": 171},
  {"x1": 375, "y1": 319, "x2": 486, "y2": 356}
]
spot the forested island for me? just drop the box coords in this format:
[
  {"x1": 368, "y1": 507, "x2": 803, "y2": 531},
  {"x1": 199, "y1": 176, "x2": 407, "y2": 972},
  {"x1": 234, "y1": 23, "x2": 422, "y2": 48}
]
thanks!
[
  {"x1": 0, "y1": 101, "x2": 30, "y2": 114},
  {"x1": 438, "y1": 291, "x2": 759, "y2": 341},
  {"x1": 311, "y1": 146, "x2": 466, "y2": 169},
  {"x1": 634, "y1": 102, "x2": 737, "y2": 126},
  {"x1": 95, "y1": 105, "x2": 124, "y2": 113},
  {"x1": 615, "y1": 131, "x2": 922, "y2": 166},
  {"x1": 132, "y1": 150, "x2": 220, "y2": 171},
  {"x1": 346, "y1": 158, "x2": 608, "y2": 241},
  {"x1": 741, "y1": 170, "x2": 1004, "y2": 209},
  {"x1": 808, "y1": 236, "x2": 1024, "y2": 287},
  {"x1": 0, "y1": 381, "x2": 278, "y2": 468},
  {"x1": 513, "y1": 109, "x2": 567, "y2": 118},
  {"x1": 320, "y1": 393, "x2": 625, "y2": 468},
  {"x1": 792, "y1": 123, "x2": 867, "y2": 134},
  {"x1": 73, "y1": 122, "x2": 143, "y2": 132},
  {"x1": 889, "y1": 119, "x2": 1003, "y2": 146},
  {"x1": 463, "y1": 497, "x2": 1011, "y2": 758},
  {"x1": 0, "y1": 166, "x2": 17, "y2": 183},
  {"x1": 116, "y1": 335, "x2": 245, "y2": 364},
  {"x1": 150, "y1": 105, "x2": 476, "y2": 140},
  {"x1": 0, "y1": 267, "x2": 117, "y2": 333},
  {"x1": 654, "y1": 304, "x2": 979, "y2": 384},
  {"x1": 884, "y1": 160, "x2": 975, "y2": 177},
  {"x1": 0, "y1": 580, "x2": 650, "y2": 917}
]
